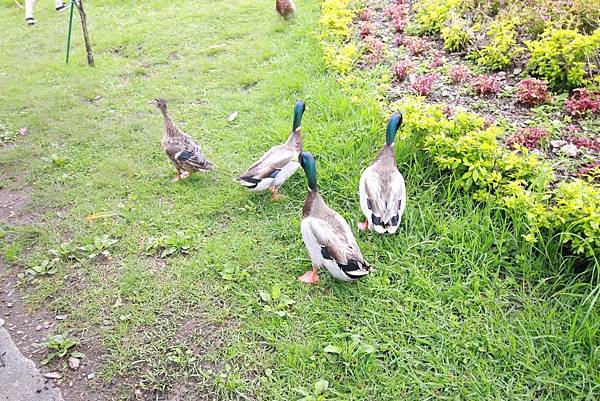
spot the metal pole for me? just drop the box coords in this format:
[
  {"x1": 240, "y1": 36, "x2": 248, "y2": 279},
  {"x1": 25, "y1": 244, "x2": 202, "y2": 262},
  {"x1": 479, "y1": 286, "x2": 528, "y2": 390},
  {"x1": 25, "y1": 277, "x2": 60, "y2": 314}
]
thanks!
[{"x1": 66, "y1": 0, "x2": 76, "y2": 63}]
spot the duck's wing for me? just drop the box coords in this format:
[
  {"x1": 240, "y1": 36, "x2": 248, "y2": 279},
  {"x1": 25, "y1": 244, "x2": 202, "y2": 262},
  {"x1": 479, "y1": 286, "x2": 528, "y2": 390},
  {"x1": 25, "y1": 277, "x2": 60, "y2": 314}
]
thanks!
[
  {"x1": 307, "y1": 210, "x2": 371, "y2": 280},
  {"x1": 236, "y1": 143, "x2": 297, "y2": 189},
  {"x1": 362, "y1": 165, "x2": 405, "y2": 229},
  {"x1": 165, "y1": 134, "x2": 213, "y2": 172}
]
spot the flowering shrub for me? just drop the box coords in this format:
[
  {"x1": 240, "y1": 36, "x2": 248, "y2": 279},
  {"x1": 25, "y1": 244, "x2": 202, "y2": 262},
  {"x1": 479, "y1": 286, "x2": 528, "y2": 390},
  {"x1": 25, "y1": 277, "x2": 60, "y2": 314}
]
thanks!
[
  {"x1": 516, "y1": 79, "x2": 551, "y2": 106},
  {"x1": 393, "y1": 59, "x2": 414, "y2": 82},
  {"x1": 405, "y1": 37, "x2": 430, "y2": 56},
  {"x1": 506, "y1": 128, "x2": 549, "y2": 150},
  {"x1": 447, "y1": 65, "x2": 471, "y2": 84},
  {"x1": 410, "y1": 74, "x2": 439, "y2": 96},
  {"x1": 564, "y1": 88, "x2": 600, "y2": 116},
  {"x1": 470, "y1": 74, "x2": 500, "y2": 96}
]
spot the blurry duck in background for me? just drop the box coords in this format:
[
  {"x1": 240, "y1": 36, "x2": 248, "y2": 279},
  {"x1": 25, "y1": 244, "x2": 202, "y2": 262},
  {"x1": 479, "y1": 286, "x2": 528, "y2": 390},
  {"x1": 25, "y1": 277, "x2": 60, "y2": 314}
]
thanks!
[
  {"x1": 276, "y1": 0, "x2": 296, "y2": 18},
  {"x1": 152, "y1": 98, "x2": 214, "y2": 182},
  {"x1": 236, "y1": 101, "x2": 305, "y2": 201},
  {"x1": 358, "y1": 112, "x2": 406, "y2": 234}
]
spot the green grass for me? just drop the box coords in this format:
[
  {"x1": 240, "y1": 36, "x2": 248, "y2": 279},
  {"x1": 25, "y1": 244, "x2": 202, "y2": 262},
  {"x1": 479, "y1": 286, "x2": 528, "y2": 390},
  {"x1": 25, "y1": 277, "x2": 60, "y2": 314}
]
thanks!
[{"x1": 1, "y1": 0, "x2": 599, "y2": 400}]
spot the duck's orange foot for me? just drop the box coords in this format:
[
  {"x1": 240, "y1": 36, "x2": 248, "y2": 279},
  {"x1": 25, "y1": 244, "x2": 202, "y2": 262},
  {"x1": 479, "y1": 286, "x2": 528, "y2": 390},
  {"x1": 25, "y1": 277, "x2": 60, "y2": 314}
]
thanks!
[
  {"x1": 270, "y1": 187, "x2": 283, "y2": 201},
  {"x1": 172, "y1": 173, "x2": 181, "y2": 183},
  {"x1": 357, "y1": 219, "x2": 369, "y2": 232},
  {"x1": 298, "y1": 266, "x2": 319, "y2": 285}
]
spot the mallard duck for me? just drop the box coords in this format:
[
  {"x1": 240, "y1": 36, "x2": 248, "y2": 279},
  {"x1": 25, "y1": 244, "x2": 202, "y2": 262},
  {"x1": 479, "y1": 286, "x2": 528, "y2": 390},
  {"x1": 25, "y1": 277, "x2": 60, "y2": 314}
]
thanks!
[
  {"x1": 236, "y1": 101, "x2": 305, "y2": 201},
  {"x1": 358, "y1": 112, "x2": 406, "y2": 234},
  {"x1": 276, "y1": 0, "x2": 296, "y2": 18},
  {"x1": 297, "y1": 152, "x2": 372, "y2": 284},
  {"x1": 152, "y1": 98, "x2": 214, "y2": 182}
]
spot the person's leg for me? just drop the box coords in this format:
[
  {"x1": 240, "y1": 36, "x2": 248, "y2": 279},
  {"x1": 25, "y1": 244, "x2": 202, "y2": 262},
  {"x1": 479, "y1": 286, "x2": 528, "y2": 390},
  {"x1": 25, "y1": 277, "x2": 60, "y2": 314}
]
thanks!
[{"x1": 25, "y1": 0, "x2": 36, "y2": 25}]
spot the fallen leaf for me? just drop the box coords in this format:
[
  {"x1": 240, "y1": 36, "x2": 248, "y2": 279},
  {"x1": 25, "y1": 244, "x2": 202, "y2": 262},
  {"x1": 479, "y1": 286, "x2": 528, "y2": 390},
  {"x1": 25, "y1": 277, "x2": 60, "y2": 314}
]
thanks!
[
  {"x1": 85, "y1": 211, "x2": 119, "y2": 222},
  {"x1": 43, "y1": 372, "x2": 62, "y2": 379},
  {"x1": 323, "y1": 345, "x2": 341, "y2": 354}
]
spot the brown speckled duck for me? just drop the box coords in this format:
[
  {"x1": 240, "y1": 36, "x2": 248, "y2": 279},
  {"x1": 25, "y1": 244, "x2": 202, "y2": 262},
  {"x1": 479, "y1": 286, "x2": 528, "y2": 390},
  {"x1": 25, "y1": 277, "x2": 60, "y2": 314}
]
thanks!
[
  {"x1": 152, "y1": 98, "x2": 214, "y2": 182},
  {"x1": 276, "y1": 0, "x2": 296, "y2": 18},
  {"x1": 358, "y1": 113, "x2": 406, "y2": 234},
  {"x1": 236, "y1": 101, "x2": 305, "y2": 201}
]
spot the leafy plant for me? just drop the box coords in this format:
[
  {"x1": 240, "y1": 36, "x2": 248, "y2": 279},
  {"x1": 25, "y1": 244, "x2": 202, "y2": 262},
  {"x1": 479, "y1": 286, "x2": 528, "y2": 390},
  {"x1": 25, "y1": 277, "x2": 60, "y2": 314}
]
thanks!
[
  {"x1": 470, "y1": 74, "x2": 500, "y2": 96},
  {"x1": 441, "y1": 14, "x2": 472, "y2": 51},
  {"x1": 410, "y1": 74, "x2": 439, "y2": 96},
  {"x1": 577, "y1": 160, "x2": 600, "y2": 183},
  {"x1": 516, "y1": 79, "x2": 551, "y2": 106},
  {"x1": 219, "y1": 263, "x2": 249, "y2": 282},
  {"x1": 447, "y1": 64, "x2": 471, "y2": 84},
  {"x1": 78, "y1": 234, "x2": 118, "y2": 259},
  {"x1": 258, "y1": 285, "x2": 296, "y2": 318},
  {"x1": 564, "y1": 88, "x2": 600, "y2": 116},
  {"x1": 295, "y1": 379, "x2": 333, "y2": 401},
  {"x1": 564, "y1": 135, "x2": 600, "y2": 152},
  {"x1": 145, "y1": 230, "x2": 193, "y2": 258},
  {"x1": 27, "y1": 258, "x2": 59, "y2": 277},
  {"x1": 506, "y1": 127, "x2": 549, "y2": 150},
  {"x1": 392, "y1": 59, "x2": 414, "y2": 82},
  {"x1": 414, "y1": 0, "x2": 461, "y2": 34},
  {"x1": 42, "y1": 334, "x2": 82, "y2": 365},
  {"x1": 526, "y1": 28, "x2": 600, "y2": 90},
  {"x1": 469, "y1": 18, "x2": 523, "y2": 71},
  {"x1": 405, "y1": 37, "x2": 429, "y2": 56}
]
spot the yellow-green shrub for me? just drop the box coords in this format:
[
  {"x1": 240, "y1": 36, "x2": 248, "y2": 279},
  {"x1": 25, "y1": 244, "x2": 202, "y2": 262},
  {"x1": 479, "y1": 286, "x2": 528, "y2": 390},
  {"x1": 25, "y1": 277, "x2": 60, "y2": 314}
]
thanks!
[
  {"x1": 552, "y1": 180, "x2": 600, "y2": 257},
  {"x1": 526, "y1": 28, "x2": 600, "y2": 90},
  {"x1": 469, "y1": 18, "x2": 523, "y2": 71},
  {"x1": 414, "y1": 0, "x2": 462, "y2": 34},
  {"x1": 441, "y1": 14, "x2": 472, "y2": 51},
  {"x1": 318, "y1": 0, "x2": 357, "y2": 73}
]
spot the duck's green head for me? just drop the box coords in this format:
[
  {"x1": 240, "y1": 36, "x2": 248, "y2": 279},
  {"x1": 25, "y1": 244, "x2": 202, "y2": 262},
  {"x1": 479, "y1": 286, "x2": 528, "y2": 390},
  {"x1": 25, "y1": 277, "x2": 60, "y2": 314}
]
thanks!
[
  {"x1": 292, "y1": 100, "x2": 306, "y2": 132},
  {"x1": 385, "y1": 112, "x2": 403, "y2": 146},
  {"x1": 298, "y1": 151, "x2": 317, "y2": 192}
]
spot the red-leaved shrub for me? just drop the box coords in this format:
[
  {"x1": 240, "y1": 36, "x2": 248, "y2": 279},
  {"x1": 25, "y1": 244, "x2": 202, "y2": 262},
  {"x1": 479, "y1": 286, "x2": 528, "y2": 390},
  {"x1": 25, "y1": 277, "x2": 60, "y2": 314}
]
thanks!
[
  {"x1": 358, "y1": 8, "x2": 372, "y2": 21},
  {"x1": 430, "y1": 51, "x2": 444, "y2": 68},
  {"x1": 393, "y1": 59, "x2": 414, "y2": 82},
  {"x1": 359, "y1": 22, "x2": 373, "y2": 38},
  {"x1": 410, "y1": 74, "x2": 439, "y2": 96},
  {"x1": 447, "y1": 65, "x2": 471, "y2": 84},
  {"x1": 577, "y1": 160, "x2": 600, "y2": 182},
  {"x1": 506, "y1": 127, "x2": 548, "y2": 150},
  {"x1": 364, "y1": 37, "x2": 385, "y2": 64},
  {"x1": 406, "y1": 37, "x2": 429, "y2": 56},
  {"x1": 565, "y1": 136, "x2": 600, "y2": 152},
  {"x1": 516, "y1": 78, "x2": 550, "y2": 106},
  {"x1": 565, "y1": 89, "x2": 600, "y2": 116},
  {"x1": 392, "y1": 17, "x2": 407, "y2": 33},
  {"x1": 393, "y1": 35, "x2": 406, "y2": 47},
  {"x1": 471, "y1": 75, "x2": 500, "y2": 96}
]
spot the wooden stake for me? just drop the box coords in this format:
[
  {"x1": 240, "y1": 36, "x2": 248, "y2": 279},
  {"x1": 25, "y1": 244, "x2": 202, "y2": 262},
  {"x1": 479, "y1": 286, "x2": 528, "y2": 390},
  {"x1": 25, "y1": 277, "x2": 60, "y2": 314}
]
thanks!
[{"x1": 75, "y1": 0, "x2": 94, "y2": 66}]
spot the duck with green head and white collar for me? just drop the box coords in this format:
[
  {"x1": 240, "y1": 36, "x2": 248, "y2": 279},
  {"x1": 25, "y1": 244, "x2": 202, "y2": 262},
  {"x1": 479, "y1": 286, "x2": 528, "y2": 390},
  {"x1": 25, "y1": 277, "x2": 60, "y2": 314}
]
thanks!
[
  {"x1": 358, "y1": 112, "x2": 406, "y2": 234},
  {"x1": 236, "y1": 101, "x2": 306, "y2": 201},
  {"x1": 297, "y1": 152, "x2": 372, "y2": 284}
]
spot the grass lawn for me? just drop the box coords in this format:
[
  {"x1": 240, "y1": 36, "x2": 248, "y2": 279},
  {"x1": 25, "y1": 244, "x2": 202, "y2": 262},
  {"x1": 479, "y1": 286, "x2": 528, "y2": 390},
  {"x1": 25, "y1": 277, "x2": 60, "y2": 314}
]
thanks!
[{"x1": 1, "y1": 0, "x2": 599, "y2": 400}]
